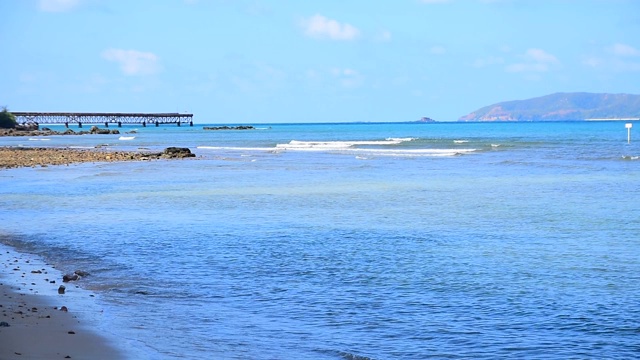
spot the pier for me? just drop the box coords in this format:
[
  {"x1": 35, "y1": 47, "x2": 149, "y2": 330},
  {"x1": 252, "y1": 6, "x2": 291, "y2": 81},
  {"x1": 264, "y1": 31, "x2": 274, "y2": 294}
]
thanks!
[{"x1": 12, "y1": 112, "x2": 194, "y2": 128}]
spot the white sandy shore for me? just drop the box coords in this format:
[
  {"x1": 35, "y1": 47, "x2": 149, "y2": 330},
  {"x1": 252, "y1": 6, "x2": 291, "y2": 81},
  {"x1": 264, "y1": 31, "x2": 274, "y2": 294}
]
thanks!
[{"x1": 0, "y1": 243, "x2": 125, "y2": 359}]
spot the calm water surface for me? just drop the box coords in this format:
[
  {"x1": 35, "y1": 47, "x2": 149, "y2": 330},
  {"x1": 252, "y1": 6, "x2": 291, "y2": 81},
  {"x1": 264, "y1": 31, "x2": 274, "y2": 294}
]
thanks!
[{"x1": 1, "y1": 121, "x2": 639, "y2": 359}]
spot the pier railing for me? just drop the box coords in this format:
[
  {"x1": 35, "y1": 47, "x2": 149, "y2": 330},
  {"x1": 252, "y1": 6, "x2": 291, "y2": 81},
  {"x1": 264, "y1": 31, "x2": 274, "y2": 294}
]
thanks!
[{"x1": 12, "y1": 112, "x2": 194, "y2": 127}]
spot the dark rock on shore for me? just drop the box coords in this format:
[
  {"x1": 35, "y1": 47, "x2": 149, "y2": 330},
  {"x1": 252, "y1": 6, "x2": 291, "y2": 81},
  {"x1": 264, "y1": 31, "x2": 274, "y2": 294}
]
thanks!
[
  {"x1": 0, "y1": 126, "x2": 120, "y2": 137},
  {"x1": 15, "y1": 124, "x2": 39, "y2": 131}
]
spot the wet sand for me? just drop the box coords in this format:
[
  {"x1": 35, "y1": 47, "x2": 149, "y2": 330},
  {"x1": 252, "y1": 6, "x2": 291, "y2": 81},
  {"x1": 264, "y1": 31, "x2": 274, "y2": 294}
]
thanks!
[{"x1": 0, "y1": 245, "x2": 126, "y2": 359}]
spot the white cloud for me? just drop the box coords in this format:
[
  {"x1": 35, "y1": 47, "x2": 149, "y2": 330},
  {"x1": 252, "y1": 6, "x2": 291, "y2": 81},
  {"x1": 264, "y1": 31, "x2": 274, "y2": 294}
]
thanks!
[
  {"x1": 506, "y1": 48, "x2": 559, "y2": 73},
  {"x1": 38, "y1": 0, "x2": 81, "y2": 12},
  {"x1": 102, "y1": 49, "x2": 161, "y2": 76},
  {"x1": 430, "y1": 46, "x2": 446, "y2": 55},
  {"x1": 505, "y1": 63, "x2": 549, "y2": 73},
  {"x1": 330, "y1": 67, "x2": 362, "y2": 88},
  {"x1": 473, "y1": 56, "x2": 504, "y2": 68},
  {"x1": 524, "y1": 48, "x2": 558, "y2": 63},
  {"x1": 609, "y1": 43, "x2": 640, "y2": 57},
  {"x1": 582, "y1": 43, "x2": 640, "y2": 72},
  {"x1": 582, "y1": 56, "x2": 602, "y2": 68},
  {"x1": 300, "y1": 14, "x2": 360, "y2": 41},
  {"x1": 376, "y1": 30, "x2": 392, "y2": 42}
]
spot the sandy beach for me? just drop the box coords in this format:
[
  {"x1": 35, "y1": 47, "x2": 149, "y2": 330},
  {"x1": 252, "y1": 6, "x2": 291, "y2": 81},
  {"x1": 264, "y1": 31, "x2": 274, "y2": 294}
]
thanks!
[
  {"x1": 0, "y1": 144, "x2": 195, "y2": 358},
  {"x1": 0, "y1": 244, "x2": 125, "y2": 359},
  {"x1": 0, "y1": 147, "x2": 195, "y2": 169}
]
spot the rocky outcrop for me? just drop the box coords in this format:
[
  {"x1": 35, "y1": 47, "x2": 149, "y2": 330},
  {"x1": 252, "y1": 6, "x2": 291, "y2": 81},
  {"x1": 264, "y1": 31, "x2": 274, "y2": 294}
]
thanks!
[
  {"x1": 203, "y1": 125, "x2": 255, "y2": 130},
  {"x1": 15, "y1": 124, "x2": 39, "y2": 131},
  {"x1": 0, "y1": 147, "x2": 198, "y2": 169},
  {"x1": 1, "y1": 126, "x2": 120, "y2": 137},
  {"x1": 161, "y1": 147, "x2": 195, "y2": 158}
]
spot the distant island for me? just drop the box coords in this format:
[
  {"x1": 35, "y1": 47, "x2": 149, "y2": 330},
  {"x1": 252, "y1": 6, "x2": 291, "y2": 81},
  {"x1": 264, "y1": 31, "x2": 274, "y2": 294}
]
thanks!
[
  {"x1": 414, "y1": 117, "x2": 436, "y2": 123},
  {"x1": 459, "y1": 92, "x2": 640, "y2": 121}
]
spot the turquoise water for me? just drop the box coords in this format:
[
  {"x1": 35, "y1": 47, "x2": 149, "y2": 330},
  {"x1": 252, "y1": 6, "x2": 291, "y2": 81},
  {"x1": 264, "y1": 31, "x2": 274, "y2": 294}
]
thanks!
[{"x1": 1, "y1": 121, "x2": 639, "y2": 359}]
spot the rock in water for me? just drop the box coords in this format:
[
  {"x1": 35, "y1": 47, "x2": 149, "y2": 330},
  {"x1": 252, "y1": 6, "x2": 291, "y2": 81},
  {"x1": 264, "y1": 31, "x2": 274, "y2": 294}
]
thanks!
[
  {"x1": 74, "y1": 270, "x2": 90, "y2": 277},
  {"x1": 58, "y1": 285, "x2": 66, "y2": 294},
  {"x1": 162, "y1": 147, "x2": 195, "y2": 158},
  {"x1": 63, "y1": 273, "x2": 79, "y2": 282}
]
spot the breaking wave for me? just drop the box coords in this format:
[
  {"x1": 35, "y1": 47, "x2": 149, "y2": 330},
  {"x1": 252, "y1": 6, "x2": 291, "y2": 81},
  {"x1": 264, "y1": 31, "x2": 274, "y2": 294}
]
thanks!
[{"x1": 198, "y1": 139, "x2": 476, "y2": 157}]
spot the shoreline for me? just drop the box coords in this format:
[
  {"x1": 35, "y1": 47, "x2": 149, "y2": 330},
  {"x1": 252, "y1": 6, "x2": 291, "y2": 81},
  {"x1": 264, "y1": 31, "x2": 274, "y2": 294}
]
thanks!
[
  {"x1": 0, "y1": 243, "x2": 127, "y2": 359},
  {"x1": 0, "y1": 146, "x2": 196, "y2": 170}
]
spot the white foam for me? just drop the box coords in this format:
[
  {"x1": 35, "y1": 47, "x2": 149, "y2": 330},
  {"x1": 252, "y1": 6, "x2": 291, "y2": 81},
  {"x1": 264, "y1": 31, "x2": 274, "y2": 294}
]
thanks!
[
  {"x1": 386, "y1": 137, "x2": 416, "y2": 142},
  {"x1": 198, "y1": 146, "x2": 274, "y2": 152},
  {"x1": 275, "y1": 139, "x2": 414, "y2": 150},
  {"x1": 29, "y1": 138, "x2": 51, "y2": 141},
  {"x1": 491, "y1": 144, "x2": 501, "y2": 148},
  {"x1": 119, "y1": 136, "x2": 135, "y2": 141},
  {"x1": 453, "y1": 140, "x2": 468, "y2": 143},
  {"x1": 198, "y1": 140, "x2": 476, "y2": 157}
]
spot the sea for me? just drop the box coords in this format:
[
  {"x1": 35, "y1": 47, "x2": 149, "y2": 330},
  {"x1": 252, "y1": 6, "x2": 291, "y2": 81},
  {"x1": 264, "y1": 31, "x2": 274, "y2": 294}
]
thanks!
[{"x1": 0, "y1": 121, "x2": 639, "y2": 359}]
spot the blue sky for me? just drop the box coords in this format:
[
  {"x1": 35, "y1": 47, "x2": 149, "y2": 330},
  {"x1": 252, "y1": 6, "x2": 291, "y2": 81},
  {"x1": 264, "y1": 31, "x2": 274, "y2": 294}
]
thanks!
[{"x1": 1, "y1": 0, "x2": 639, "y2": 123}]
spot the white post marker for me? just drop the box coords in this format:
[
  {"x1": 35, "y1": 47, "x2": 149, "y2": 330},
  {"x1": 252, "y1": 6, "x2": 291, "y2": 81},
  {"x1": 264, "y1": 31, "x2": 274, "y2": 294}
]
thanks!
[{"x1": 626, "y1": 123, "x2": 633, "y2": 144}]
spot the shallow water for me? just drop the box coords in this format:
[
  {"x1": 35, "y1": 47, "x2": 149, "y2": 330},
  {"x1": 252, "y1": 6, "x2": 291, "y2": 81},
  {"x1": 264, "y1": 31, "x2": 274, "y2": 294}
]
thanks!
[{"x1": 1, "y1": 121, "x2": 639, "y2": 359}]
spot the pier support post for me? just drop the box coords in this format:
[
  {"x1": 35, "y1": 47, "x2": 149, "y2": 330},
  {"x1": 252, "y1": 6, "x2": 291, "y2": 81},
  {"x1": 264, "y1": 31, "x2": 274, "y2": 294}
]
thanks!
[
  {"x1": 105, "y1": 122, "x2": 109, "y2": 128},
  {"x1": 189, "y1": 121, "x2": 193, "y2": 126},
  {"x1": 65, "y1": 122, "x2": 69, "y2": 128},
  {"x1": 118, "y1": 121, "x2": 122, "y2": 128},
  {"x1": 142, "y1": 121, "x2": 146, "y2": 127},
  {"x1": 155, "y1": 121, "x2": 159, "y2": 127},
  {"x1": 177, "y1": 121, "x2": 181, "y2": 127},
  {"x1": 78, "y1": 122, "x2": 82, "y2": 128}
]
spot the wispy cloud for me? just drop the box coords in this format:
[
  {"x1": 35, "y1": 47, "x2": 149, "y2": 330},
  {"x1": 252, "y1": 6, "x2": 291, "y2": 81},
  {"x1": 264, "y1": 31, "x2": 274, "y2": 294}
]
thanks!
[
  {"x1": 473, "y1": 56, "x2": 504, "y2": 68},
  {"x1": 584, "y1": 43, "x2": 640, "y2": 72},
  {"x1": 506, "y1": 48, "x2": 559, "y2": 72},
  {"x1": 375, "y1": 30, "x2": 392, "y2": 42},
  {"x1": 608, "y1": 43, "x2": 640, "y2": 57},
  {"x1": 38, "y1": 0, "x2": 81, "y2": 12},
  {"x1": 300, "y1": 14, "x2": 360, "y2": 41},
  {"x1": 430, "y1": 46, "x2": 447, "y2": 55},
  {"x1": 330, "y1": 67, "x2": 363, "y2": 88},
  {"x1": 102, "y1": 49, "x2": 162, "y2": 76}
]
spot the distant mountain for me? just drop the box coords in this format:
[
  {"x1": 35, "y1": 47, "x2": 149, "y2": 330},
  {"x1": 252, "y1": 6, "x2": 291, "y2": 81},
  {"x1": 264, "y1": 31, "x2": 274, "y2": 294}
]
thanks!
[{"x1": 459, "y1": 92, "x2": 640, "y2": 121}]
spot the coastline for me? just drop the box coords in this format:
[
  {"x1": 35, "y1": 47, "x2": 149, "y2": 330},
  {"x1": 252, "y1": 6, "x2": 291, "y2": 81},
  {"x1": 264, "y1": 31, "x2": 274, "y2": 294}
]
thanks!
[
  {"x1": 0, "y1": 243, "x2": 126, "y2": 359},
  {"x1": 0, "y1": 146, "x2": 195, "y2": 170}
]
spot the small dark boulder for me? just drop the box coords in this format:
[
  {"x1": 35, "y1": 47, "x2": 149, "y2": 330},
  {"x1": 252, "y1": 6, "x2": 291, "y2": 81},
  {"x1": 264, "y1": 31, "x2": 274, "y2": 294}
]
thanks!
[
  {"x1": 74, "y1": 270, "x2": 90, "y2": 277},
  {"x1": 62, "y1": 273, "x2": 79, "y2": 282},
  {"x1": 162, "y1": 147, "x2": 195, "y2": 158},
  {"x1": 58, "y1": 285, "x2": 66, "y2": 294}
]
